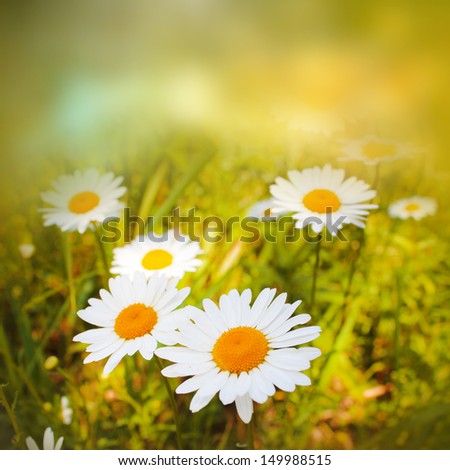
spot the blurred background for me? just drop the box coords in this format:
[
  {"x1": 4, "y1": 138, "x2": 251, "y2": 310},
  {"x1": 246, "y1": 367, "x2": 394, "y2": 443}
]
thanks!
[{"x1": 1, "y1": 0, "x2": 450, "y2": 450}]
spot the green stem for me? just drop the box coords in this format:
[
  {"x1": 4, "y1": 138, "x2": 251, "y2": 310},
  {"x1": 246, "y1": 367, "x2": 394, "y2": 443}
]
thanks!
[
  {"x1": 310, "y1": 234, "x2": 322, "y2": 313},
  {"x1": 394, "y1": 273, "x2": 402, "y2": 396},
  {"x1": 94, "y1": 228, "x2": 110, "y2": 284},
  {"x1": 0, "y1": 386, "x2": 21, "y2": 444},
  {"x1": 62, "y1": 232, "x2": 76, "y2": 314},
  {"x1": 247, "y1": 418, "x2": 255, "y2": 450},
  {"x1": 319, "y1": 229, "x2": 365, "y2": 389},
  {"x1": 155, "y1": 356, "x2": 183, "y2": 449}
]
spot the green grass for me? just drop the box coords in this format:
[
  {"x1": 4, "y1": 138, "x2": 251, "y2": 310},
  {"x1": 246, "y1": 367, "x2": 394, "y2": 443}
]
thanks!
[{"x1": 1, "y1": 135, "x2": 450, "y2": 450}]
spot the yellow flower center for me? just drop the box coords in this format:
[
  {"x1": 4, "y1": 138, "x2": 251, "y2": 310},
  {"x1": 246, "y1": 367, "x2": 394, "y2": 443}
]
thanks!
[
  {"x1": 114, "y1": 303, "x2": 158, "y2": 340},
  {"x1": 362, "y1": 141, "x2": 397, "y2": 159},
  {"x1": 303, "y1": 189, "x2": 341, "y2": 213},
  {"x1": 212, "y1": 326, "x2": 269, "y2": 374},
  {"x1": 405, "y1": 203, "x2": 420, "y2": 212},
  {"x1": 68, "y1": 191, "x2": 100, "y2": 214},
  {"x1": 141, "y1": 249, "x2": 173, "y2": 270}
]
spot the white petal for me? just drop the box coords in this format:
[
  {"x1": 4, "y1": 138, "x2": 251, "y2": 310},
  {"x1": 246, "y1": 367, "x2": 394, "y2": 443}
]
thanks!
[
  {"x1": 250, "y1": 368, "x2": 276, "y2": 397},
  {"x1": 266, "y1": 349, "x2": 311, "y2": 371},
  {"x1": 235, "y1": 393, "x2": 254, "y2": 423},
  {"x1": 43, "y1": 427, "x2": 54, "y2": 450},
  {"x1": 235, "y1": 372, "x2": 251, "y2": 396},
  {"x1": 102, "y1": 343, "x2": 129, "y2": 376},
  {"x1": 176, "y1": 368, "x2": 220, "y2": 394},
  {"x1": 139, "y1": 335, "x2": 157, "y2": 360},
  {"x1": 189, "y1": 390, "x2": 216, "y2": 413},
  {"x1": 259, "y1": 363, "x2": 296, "y2": 392},
  {"x1": 196, "y1": 371, "x2": 230, "y2": 397},
  {"x1": 269, "y1": 326, "x2": 321, "y2": 348},
  {"x1": 218, "y1": 373, "x2": 239, "y2": 405},
  {"x1": 155, "y1": 347, "x2": 212, "y2": 364},
  {"x1": 26, "y1": 437, "x2": 39, "y2": 450},
  {"x1": 73, "y1": 328, "x2": 115, "y2": 344},
  {"x1": 162, "y1": 361, "x2": 216, "y2": 378},
  {"x1": 54, "y1": 437, "x2": 64, "y2": 450}
]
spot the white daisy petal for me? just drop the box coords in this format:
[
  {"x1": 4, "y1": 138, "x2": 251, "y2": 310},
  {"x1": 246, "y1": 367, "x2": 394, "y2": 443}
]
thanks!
[
  {"x1": 162, "y1": 361, "x2": 216, "y2": 378},
  {"x1": 235, "y1": 393, "x2": 254, "y2": 424},
  {"x1": 156, "y1": 347, "x2": 212, "y2": 364},
  {"x1": 43, "y1": 427, "x2": 55, "y2": 450},
  {"x1": 189, "y1": 390, "x2": 216, "y2": 413},
  {"x1": 219, "y1": 374, "x2": 239, "y2": 405},
  {"x1": 267, "y1": 349, "x2": 311, "y2": 371},
  {"x1": 176, "y1": 368, "x2": 220, "y2": 394},
  {"x1": 26, "y1": 437, "x2": 39, "y2": 450},
  {"x1": 54, "y1": 437, "x2": 64, "y2": 450}
]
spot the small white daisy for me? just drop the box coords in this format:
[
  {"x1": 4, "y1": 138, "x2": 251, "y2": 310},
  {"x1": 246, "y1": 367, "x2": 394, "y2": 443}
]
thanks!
[
  {"x1": 388, "y1": 196, "x2": 437, "y2": 220},
  {"x1": 18, "y1": 243, "x2": 36, "y2": 259},
  {"x1": 247, "y1": 198, "x2": 289, "y2": 220},
  {"x1": 156, "y1": 288, "x2": 321, "y2": 424},
  {"x1": 111, "y1": 230, "x2": 202, "y2": 280},
  {"x1": 270, "y1": 164, "x2": 378, "y2": 235},
  {"x1": 73, "y1": 272, "x2": 190, "y2": 376},
  {"x1": 26, "y1": 427, "x2": 63, "y2": 450},
  {"x1": 339, "y1": 135, "x2": 416, "y2": 166},
  {"x1": 41, "y1": 168, "x2": 126, "y2": 233},
  {"x1": 60, "y1": 396, "x2": 73, "y2": 425}
]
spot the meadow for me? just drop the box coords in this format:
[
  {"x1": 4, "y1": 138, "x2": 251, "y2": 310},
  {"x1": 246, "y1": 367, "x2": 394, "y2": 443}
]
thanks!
[{"x1": 1, "y1": 0, "x2": 450, "y2": 452}]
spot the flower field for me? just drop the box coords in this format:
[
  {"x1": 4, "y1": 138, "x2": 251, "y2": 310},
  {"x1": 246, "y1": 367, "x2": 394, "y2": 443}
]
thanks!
[{"x1": 1, "y1": 1, "x2": 450, "y2": 451}]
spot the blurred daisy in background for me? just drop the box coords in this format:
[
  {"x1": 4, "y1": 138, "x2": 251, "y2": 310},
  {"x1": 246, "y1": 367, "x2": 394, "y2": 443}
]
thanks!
[
  {"x1": 339, "y1": 135, "x2": 417, "y2": 166},
  {"x1": 270, "y1": 164, "x2": 378, "y2": 235},
  {"x1": 26, "y1": 427, "x2": 63, "y2": 450},
  {"x1": 73, "y1": 273, "x2": 190, "y2": 376},
  {"x1": 156, "y1": 288, "x2": 321, "y2": 424},
  {"x1": 41, "y1": 168, "x2": 126, "y2": 233},
  {"x1": 18, "y1": 243, "x2": 36, "y2": 259},
  {"x1": 388, "y1": 196, "x2": 437, "y2": 220},
  {"x1": 60, "y1": 396, "x2": 73, "y2": 425},
  {"x1": 111, "y1": 230, "x2": 202, "y2": 280},
  {"x1": 246, "y1": 198, "x2": 281, "y2": 220}
]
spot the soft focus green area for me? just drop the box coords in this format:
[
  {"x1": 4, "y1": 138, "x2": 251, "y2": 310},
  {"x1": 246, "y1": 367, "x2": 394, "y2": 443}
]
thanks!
[{"x1": 1, "y1": 0, "x2": 450, "y2": 450}]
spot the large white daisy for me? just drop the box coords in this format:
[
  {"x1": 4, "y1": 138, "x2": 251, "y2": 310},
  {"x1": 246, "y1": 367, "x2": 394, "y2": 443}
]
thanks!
[
  {"x1": 155, "y1": 288, "x2": 321, "y2": 424},
  {"x1": 339, "y1": 135, "x2": 416, "y2": 166},
  {"x1": 111, "y1": 230, "x2": 202, "y2": 280},
  {"x1": 41, "y1": 168, "x2": 126, "y2": 233},
  {"x1": 388, "y1": 196, "x2": 437, "y2": 220},
  {"x1": 270, "y1": 164, "x2": 378, "y2": 235},
  {"x1": 73, "y1": 272, "x2": 190, "y2": 376},
  {"x1": 26, "y1": 427, "x2": 63, "y2": 450}
]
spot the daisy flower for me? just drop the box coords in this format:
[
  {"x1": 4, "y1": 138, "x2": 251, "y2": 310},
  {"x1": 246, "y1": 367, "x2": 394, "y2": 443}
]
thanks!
[
  {"x1": 388, "y1": 196, "x2": 437, "y2": 220},
  {"x1": 246, "y1": 198, "x2": 289, "y2": 221},
  {"x1": 156, "y1": 288, "x2": 321, "y2": 424},
  {"x1": 340, "y1": 135, "x2": 416, "y2": 166},
  {"x1": 18, "y1": 243, "x2": 36, "y2": 259},
  {"x1": 60, "y1": 396, "x2": 73, "y2": 425},
  {"x1": 41, "y1": 168, "x2": 126, "y2": 233},
  {"x1": 111, "y1": 230, "x2": 202, "y2": 280},
  {"x1": 26, "y1": 427, "x2": 63, "y2": 450},
  {"x1": 73, "y1": 272, "x2": 190, "y2": 376},
  {"x1": 270, "y1": 164, "x2": 378, "y2": 235}
]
